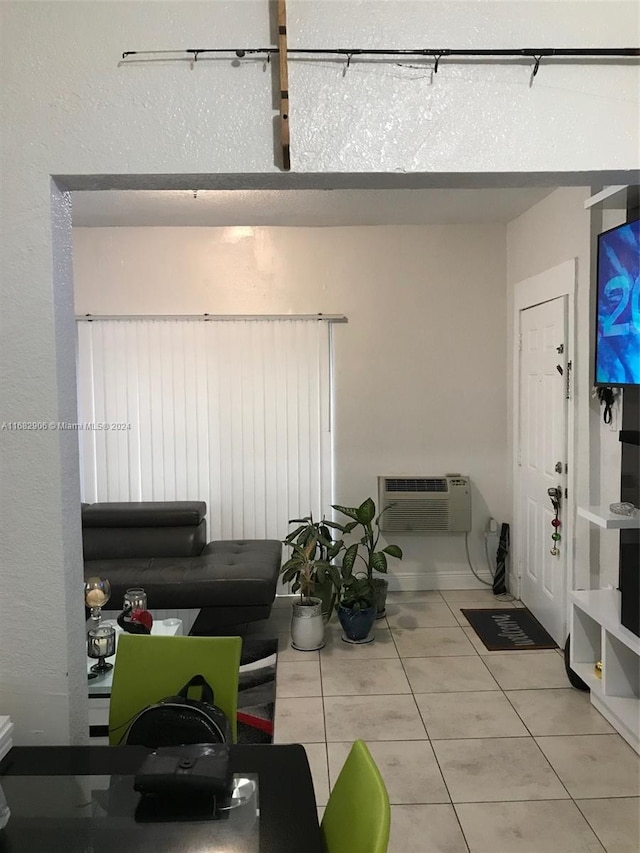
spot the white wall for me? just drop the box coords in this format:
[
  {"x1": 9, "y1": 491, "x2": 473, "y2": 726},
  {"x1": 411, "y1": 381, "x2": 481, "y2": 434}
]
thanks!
[
  {"x1": 1, "y1": 0, "x2": 638, "y2": 744},
  {"x1": 506, "y1": 187, "x2": 623, "y2": 594},
  {"x1": 73, "y1": 224, "x2": 508, "y2": 588},
  {"x1": 291, "y1": 1, "x2": 640, "y2": 173}
]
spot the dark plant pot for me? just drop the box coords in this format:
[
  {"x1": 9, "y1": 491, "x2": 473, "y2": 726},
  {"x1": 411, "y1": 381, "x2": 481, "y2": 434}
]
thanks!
[
  {"x1": 372, "y1": 577, "x2": 389, "y2": 619},
  {"x1": 337, "y1": 604, "x2": 377, "y2": 644}
]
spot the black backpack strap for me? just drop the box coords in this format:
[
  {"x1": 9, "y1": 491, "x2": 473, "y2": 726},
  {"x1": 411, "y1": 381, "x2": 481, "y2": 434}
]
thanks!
[{"x1": 177, "y1": 674, "x2": 215, "y2": 705}]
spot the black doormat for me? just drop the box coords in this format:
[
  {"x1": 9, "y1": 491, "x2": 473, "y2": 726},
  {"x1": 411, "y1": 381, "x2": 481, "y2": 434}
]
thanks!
[{"x1": 461, "y1": 608, "x2": 557, "y2": 651}]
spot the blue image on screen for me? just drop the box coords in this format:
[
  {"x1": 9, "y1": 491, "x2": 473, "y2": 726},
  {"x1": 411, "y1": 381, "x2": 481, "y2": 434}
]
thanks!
[{"x1": 596, "y1": 219, "x2": 640, "y2": 386}]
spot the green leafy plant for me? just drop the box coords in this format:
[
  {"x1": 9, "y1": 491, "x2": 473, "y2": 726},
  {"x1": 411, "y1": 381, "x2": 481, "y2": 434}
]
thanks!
[
  {"x1": 281, "y1": 516, "x2": 343, "y2": 606},
  {"x1": 336, "y1": 570, "x2": 376, "y2": 612},
  {"x1": 329, "y1": 497, "x2": 403, "y2": 610}
]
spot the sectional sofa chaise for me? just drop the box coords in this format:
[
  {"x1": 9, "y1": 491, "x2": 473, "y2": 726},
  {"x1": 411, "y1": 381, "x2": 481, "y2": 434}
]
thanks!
[{"x1": 82, "y1": 501, "x2": 282, "y2": 631}]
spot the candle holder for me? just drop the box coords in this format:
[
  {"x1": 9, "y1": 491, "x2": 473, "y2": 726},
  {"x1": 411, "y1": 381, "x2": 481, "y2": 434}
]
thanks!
[
  {"x1": 123, "y1": 587, "x2": 147, "y2": 613},
  {"x1": 87, "y1": 625, "x2": 116, "y2": 674},
  {"x1": 84, "y1": 577, "x2": 112, "y2": 625}
]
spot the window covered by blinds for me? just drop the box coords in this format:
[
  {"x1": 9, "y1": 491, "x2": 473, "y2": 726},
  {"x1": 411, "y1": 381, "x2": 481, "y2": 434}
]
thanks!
[{"x1": 76, "y1": 318, "x2": 333, "y2": 541}]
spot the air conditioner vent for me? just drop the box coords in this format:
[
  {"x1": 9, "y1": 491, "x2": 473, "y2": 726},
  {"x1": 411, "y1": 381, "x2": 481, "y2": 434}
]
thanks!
[
  {"x1": 384, "y1": 478, "x2": 447, "y2": 493},
  {"x1": 378, "y1": 475, "x2": 472, "y2": 533}
]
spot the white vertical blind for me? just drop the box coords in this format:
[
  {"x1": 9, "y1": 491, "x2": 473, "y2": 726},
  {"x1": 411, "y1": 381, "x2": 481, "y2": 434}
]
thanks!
[{"x1": 76, "y1": 318, "x2": 333, "y2": 541}]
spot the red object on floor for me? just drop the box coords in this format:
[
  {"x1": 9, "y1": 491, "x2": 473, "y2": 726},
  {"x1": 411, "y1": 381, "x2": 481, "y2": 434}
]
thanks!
[{"x1": 237, "y1": 712, "x2": 274, "y2": 736}]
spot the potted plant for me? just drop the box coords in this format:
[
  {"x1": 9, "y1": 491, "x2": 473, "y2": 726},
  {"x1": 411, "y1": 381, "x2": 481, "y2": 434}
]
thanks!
[
  {"x1": 281, "y1": 516, "x2": 343, "y2": 651},
  {"x1": 335, "y1": 566, "x2": 378, "y2": 644},
  {"x1": 331, "y1": 497, "x2": 403, "y2": 621}
]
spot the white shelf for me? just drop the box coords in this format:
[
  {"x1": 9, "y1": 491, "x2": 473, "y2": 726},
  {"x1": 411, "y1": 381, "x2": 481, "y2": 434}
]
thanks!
[
  {"x1": 570, "y1": 589, "x2": 639, "y2": 754},
  {"x1": 583, "y1": 185, "x2": 628, "y2": 209},
  {"x1": 591, "y1": 693, "x2": 640, "y2": 753},
  {"x1": 577, "y1": 505, "x2": 640, "y2": 529},
  {"x1": 570, "y1": 661, "x2": 604, "y2": 695},
  {"x1": 571, "y1": 589, "x2": 640, "y2": 654}
]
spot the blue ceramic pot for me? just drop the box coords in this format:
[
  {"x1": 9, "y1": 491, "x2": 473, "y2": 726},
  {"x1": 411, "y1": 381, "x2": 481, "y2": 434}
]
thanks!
[{"x1": 337, "y1": 605, "x2": 377, "y2": 644}]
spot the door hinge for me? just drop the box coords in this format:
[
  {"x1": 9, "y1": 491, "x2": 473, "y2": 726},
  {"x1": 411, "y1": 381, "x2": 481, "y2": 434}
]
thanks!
[
  {"x1": 518, "y1": 333, "x2": 522, "y2": 352},
  {"x1": 564, "y1": 487, "x2": 568, "y2": 499},
  {"x1": 565, "y1": 360, "x2": 572, "y2": 400}
]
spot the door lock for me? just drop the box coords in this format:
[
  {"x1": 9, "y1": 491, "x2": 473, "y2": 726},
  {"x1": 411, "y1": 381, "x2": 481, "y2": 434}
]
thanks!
[
  {"x1": 555, "y1": 461, "x2": 563, "y2": 474},
  {"x1": 547, "y1": 486, "x2": 562, "y2": 515}
]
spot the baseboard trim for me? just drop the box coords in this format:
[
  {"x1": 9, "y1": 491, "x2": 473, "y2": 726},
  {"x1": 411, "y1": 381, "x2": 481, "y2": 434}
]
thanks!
[
  {"x1": 386, "y1": 570, "x2": 493, "y2": 592},
  {"x1": 278, "y1": 572, "x2": 499, "y2": 595}
]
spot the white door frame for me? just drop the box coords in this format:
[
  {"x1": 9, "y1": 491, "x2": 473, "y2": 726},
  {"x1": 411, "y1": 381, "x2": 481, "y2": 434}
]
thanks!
[{"x1": 512, "y1": 260, "x2": 577, "y2": 636}]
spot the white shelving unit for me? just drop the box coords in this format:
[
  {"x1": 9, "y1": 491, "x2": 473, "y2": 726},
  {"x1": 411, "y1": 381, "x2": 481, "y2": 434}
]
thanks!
[
  {"x1": 583, "y1": 185, "x2": 628, "y2": 210},
  {"x1": 577, "y1": 505, "x2": 640, "y2": 529},
  {"x1": 570, "y1": 588, "x2": 640, "y2": 753}
]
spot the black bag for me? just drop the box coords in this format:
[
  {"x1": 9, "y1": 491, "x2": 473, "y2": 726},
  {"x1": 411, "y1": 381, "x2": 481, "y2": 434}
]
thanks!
[
  {"x1": 121, "y1": 674, "x2": 232, "y2": 747},
  {"x1": 134, "y1": 743, "x2": 232, "y2": 798}
]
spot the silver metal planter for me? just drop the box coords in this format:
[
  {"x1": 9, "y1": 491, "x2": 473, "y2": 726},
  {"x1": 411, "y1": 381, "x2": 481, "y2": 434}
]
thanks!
[{"x1": 290, "y1": 597, "x2": 326, "y2": 651}]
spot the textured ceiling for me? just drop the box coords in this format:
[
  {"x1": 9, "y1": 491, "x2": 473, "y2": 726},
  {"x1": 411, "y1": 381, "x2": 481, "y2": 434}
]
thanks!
[{"x1": 71, "y1": 187, "x2": 555, "y2": 227}]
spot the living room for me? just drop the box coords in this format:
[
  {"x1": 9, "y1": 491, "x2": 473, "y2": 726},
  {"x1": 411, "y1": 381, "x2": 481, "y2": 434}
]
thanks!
[{"x1": 68, "y1": 183, "x2": 616, "y2": 593}]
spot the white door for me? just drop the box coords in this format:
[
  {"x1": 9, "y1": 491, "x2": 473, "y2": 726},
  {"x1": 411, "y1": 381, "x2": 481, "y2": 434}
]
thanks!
[{"x1": 518, "y1": 296, "x2": 568, "y2": 643}]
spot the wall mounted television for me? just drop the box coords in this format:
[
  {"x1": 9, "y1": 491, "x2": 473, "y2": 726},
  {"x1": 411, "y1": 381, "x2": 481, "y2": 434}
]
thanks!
[{"x1": 594, "y1": 218, "x2": 640, "y2": 387}]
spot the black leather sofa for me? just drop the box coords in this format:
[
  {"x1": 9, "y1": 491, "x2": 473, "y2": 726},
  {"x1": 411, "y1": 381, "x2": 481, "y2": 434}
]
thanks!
[{"x1": 82, "y1": 501, "x2": 282, "y2": 631}]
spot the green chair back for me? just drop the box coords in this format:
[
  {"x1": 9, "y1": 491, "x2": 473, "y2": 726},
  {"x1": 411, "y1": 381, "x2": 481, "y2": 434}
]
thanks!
[
  {"x1": 108, "y1": 634, "x2": 242, "y2": 745},
  {"x1": 321, "y1": 739, "x2": 390, "y2": 853}
]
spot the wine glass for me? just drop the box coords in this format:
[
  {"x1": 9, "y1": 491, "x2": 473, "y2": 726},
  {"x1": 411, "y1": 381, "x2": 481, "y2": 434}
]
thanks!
[{"x1": 84, "y1": 577, "x2": 111, "y2": 625}]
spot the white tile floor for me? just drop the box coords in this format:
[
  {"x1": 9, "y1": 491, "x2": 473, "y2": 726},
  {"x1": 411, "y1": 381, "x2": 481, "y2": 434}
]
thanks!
[{"x1": 265, "y1": 589, "x2": 640, "y2": 853}]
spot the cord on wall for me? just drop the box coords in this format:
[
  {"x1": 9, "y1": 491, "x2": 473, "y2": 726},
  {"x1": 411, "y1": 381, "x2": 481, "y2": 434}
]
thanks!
[
  {"x1": 465, "y1": 531, "x2": 493, "y2": 587},
  {"x1": 595, "y1": 386, "x2": 618, "y2": 425}
]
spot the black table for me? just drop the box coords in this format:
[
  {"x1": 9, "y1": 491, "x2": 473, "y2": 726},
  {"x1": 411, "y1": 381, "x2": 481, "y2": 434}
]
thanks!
[{"x1": 0, "y1": 744, "x2": 324, "y2": 853}]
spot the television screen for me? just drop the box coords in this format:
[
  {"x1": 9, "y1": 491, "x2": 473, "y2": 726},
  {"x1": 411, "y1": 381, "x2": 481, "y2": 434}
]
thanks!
[{"x1": 595, "y1": 218, "x2": 640, "y2": 387}]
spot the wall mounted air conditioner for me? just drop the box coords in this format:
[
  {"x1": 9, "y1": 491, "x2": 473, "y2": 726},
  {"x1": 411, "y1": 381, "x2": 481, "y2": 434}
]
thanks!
[{"x1": 378, "y1": 475, "x2": 472, "y2": 533}]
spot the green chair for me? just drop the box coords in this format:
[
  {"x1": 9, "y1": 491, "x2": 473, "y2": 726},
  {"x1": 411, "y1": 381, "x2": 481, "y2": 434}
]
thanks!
[
  {"x1": 321, "y1": 739, "x2": 390, "y2": 853},
  {"x1": 108, "y1": 634, "x2": 242, "y2": 745}
]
